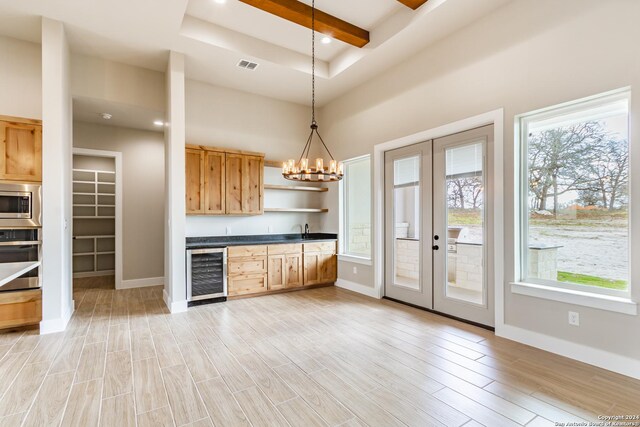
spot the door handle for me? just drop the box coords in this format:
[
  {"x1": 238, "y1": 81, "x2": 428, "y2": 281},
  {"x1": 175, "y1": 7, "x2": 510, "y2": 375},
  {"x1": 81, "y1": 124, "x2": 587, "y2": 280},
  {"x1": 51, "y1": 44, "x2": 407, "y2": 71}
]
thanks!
[{"x1": 432, "y1": 245, "x2": 439, "y2": 250}]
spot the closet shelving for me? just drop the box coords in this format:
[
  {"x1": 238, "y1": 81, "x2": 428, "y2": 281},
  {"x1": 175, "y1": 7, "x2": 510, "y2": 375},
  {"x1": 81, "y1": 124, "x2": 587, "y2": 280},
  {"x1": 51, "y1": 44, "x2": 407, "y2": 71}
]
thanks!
[{"x1": 72, "y1": 168, "x2": 116, "y2": 277}]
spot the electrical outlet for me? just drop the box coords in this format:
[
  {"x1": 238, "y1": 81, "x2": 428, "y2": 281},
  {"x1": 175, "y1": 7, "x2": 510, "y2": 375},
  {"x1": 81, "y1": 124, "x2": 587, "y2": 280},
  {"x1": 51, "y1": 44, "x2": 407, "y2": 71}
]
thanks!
[
  {"x1": 568, "y1": 311, "x2": 580, "y2": 326},
  {"x1": 226, "y1": 226, "x2": 232, "y2": 235},
  {"x1": 353, "y1": 266, "x2": 358, "y2": 274},
  {"x1": 268, "y1": 225, "x2": 273, "y2": 233}
]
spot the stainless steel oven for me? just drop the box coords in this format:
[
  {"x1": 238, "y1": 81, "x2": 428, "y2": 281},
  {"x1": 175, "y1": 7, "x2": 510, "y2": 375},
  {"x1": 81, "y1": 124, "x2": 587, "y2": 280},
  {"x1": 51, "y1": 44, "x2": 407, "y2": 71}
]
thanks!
[
  {"x1": 0, "y1": 229, "x2": 41, "y2": 292},
  {"x1": 186, "y1": 247, "x2": 227, "y2": 302},
  {"x1": 0, "y1": 183, "x2": 42, "y2": 227}
]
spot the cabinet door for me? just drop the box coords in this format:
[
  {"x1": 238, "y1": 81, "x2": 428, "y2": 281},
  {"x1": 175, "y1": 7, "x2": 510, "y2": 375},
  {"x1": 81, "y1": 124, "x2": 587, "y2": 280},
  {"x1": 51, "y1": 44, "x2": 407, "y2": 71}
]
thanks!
[
  {"x1": 303, "y1": 252, "x2": 321, "y2": 286},
  {"x1": 243, "y1": 155, "x2": 263, "y2": 214},
  {"x1": 319, "y1": 253, "x2": 338, "y2": 283},
  {"x1": 0, "y1": 120, "x2": 42, "y2": 182},
  {"x1": 185, "y1": 149, "x2": 204, "y2": 214},
  {"x1": 268, "y1": 255, "x2": 286, "y2": 291},
  {"x1": 204, "y1": 151, "x2": 225, "y2": 214},
  {"x1": 226, "y1": 154, "x2": 264, "y2": 215},
  {"x1": 285, "y1": 253, "x2": 304, "y2": 288}
]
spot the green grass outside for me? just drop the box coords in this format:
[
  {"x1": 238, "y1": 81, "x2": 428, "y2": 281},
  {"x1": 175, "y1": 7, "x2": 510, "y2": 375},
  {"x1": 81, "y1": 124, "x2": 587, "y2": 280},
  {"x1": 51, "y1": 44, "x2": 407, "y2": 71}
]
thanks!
[{"x1": 557, "y1": 271, "x2": 627, "y2": 290}]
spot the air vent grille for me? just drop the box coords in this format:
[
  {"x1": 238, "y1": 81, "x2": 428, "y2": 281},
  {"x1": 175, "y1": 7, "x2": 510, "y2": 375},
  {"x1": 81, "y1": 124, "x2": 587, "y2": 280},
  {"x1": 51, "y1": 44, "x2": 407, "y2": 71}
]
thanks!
[{"x1": 237, "y1": 59, "x2": 259, "y2": 71}]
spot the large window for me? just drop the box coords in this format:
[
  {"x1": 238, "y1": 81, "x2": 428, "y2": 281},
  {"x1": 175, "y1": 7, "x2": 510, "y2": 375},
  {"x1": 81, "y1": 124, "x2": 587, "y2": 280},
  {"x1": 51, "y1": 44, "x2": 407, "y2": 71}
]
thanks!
[
  {"x1": 340, "y1": 155, "x2": 372, "y2": 260},
  {"x1": 519, "y1": 90, "x2": 630, "y2": 296}
]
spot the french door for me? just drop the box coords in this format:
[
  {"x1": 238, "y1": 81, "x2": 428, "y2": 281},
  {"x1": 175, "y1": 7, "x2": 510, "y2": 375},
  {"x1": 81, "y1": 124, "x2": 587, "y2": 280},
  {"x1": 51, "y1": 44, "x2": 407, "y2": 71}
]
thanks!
[{"x1": 384, "y1": 125, "x2": 494, "y2": 327}]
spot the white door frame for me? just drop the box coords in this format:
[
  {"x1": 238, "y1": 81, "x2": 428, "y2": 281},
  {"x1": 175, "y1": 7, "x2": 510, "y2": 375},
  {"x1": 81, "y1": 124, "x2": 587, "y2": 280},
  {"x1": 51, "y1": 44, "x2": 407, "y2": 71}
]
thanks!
[
  {"x1": 72, "y1": 147, "x2": 124, "y2": 290},
  {"x1": 373, "y1": 109, "x2": 505, "y2": 329}
]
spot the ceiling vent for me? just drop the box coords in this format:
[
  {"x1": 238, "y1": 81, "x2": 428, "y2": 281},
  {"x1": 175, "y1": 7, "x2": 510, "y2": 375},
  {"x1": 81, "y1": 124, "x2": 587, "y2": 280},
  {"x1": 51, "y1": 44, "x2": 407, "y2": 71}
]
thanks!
[{"x1": 237, "y1": 59, "x2": 259, "y2": 71}]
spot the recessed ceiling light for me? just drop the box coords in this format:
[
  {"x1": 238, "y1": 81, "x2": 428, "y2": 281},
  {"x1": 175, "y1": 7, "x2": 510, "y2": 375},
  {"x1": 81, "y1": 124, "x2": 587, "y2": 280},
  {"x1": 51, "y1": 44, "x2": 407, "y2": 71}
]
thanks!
[
  {"x1": 101, "y1": 113, "x2": 112, "y2": 120},
  {"x1": 321, "y1": 36, "x2": 332, "y2": 45},
  {"x1": 214, "y1": 0, "x2": 227, "y2": 4},
  {"x1": 153, "y1": 120, "x2": 164, "y2": 126}
]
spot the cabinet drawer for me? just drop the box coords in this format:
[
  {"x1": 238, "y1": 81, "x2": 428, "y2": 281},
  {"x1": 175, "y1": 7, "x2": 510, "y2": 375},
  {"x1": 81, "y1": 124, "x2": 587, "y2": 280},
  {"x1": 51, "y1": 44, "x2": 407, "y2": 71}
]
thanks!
[
  {"x1": 228, "y1": 256, "x2": 268, "y2": 275},
  {"x1": 303, "y1": 241, "x2": 336, "y2": 253},
  {"x1": 268, "y1": 243, "x2": 302, "y2": 255},
  {"x1": 228, "y1": 273, "x2": 268, "y2": 296},
  {"x1": 228, "y1": 245, "x2": 267, "y2": 258},
  {"x1": 0, "y1": 289, "x2": 42, "y2": 330}
]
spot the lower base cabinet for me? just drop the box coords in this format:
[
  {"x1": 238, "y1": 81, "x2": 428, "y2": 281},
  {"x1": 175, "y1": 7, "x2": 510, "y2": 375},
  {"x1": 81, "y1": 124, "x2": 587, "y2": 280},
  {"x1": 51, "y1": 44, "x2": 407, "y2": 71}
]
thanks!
[
  {"x1": 228, "y1": 242, "x2": 336, "y2": 297},
  {"x1": 0, "y1": 289, "x2": 42, "y2": 330}
]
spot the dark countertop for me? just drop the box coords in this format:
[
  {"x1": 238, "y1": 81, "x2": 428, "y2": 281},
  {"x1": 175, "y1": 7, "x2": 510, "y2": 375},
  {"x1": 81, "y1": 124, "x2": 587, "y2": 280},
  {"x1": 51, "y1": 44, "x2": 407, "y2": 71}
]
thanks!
[{"x1": 186, "y1": 233, "x2": 338, "y2": 250}]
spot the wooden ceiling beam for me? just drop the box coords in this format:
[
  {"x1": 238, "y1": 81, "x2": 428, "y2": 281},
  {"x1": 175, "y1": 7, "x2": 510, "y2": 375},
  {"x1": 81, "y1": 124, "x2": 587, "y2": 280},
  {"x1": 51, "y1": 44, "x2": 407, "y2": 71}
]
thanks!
[
  {"x1": 396, "y1": 0, "x2": 429, "y2": 10},
  {"x1": 238, "y1": 0, "x2": 370, "y2": 48}
]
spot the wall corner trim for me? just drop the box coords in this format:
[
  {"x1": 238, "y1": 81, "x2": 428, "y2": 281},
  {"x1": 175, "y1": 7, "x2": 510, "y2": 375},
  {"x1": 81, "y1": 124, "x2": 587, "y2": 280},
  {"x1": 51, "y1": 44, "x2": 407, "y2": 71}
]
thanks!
[
  {"x1": 336, "y1": 278, "x2": 381, "y2": 299},
  {"x1": 39, "y1": 303, "x2": 73, "y2": 335},
  {"x1": 120, "y1": 277, "x2": 165, "y2": 290},
  {"x1": 163, "y1": 289, "x2": 188, "y2": 314},
  {"x1": 496, "y1": 324, "x2": 640, "y2": 380}
]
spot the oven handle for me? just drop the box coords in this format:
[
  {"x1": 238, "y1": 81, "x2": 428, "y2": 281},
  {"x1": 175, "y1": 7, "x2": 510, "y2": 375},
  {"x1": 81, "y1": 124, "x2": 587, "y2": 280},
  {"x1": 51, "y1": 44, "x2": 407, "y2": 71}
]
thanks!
[{"x1": 0, "y1": 241, "x2": 42, "y2": 246}]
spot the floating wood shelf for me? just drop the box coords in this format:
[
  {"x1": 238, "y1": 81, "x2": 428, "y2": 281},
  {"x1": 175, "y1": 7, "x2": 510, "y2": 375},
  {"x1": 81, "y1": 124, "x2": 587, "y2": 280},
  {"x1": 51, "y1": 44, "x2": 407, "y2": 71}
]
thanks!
[
  {"x1": 264, "y1": 208, "x2": 329, "y2": 213},
  {"x1": 264, "y1": 159, "x2": 284, "y2": 168},
  {"x1": 264, "y1": 184, "x2": 328, "y2": 193}
]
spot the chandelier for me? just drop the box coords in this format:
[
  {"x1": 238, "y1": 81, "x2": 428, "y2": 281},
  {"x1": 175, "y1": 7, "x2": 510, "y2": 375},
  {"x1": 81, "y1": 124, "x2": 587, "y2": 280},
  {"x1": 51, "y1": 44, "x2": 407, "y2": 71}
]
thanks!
[{"x1": 282, "y1": 0, "x2": 343, "y2": 182}]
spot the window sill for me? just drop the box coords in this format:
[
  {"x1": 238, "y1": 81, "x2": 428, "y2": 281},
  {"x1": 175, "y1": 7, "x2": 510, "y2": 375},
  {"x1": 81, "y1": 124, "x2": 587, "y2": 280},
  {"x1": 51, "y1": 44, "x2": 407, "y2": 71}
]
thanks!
[
  {"x1": 338, "y1": 254, "x2": 373, "y2": 266},
  {"x1": 510, "y1": 282, "x2": 637, "y2": 315}
]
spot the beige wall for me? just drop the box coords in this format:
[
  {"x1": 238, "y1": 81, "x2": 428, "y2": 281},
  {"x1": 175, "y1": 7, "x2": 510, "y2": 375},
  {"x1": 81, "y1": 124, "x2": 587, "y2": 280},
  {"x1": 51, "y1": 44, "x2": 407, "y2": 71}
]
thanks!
[
  {"x1": 321, "y1": 0, "x2": 640, "y2": 360},
  {"x1": 0, "y1": 35, "x2": 42, "y2": 119},
  {"x1": 185, "y1": 79, "x2": 333, "y2": 237},
  {"x1": 74, "y1": 121, "x2": 165, "y2": 281}
]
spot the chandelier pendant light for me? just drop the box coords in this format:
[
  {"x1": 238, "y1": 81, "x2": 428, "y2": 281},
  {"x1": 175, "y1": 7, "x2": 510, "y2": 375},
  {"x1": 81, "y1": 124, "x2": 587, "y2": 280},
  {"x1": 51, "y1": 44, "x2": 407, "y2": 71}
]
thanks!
[{"x1": 282, "y1": 0, "x2": 343, "y2": 182}]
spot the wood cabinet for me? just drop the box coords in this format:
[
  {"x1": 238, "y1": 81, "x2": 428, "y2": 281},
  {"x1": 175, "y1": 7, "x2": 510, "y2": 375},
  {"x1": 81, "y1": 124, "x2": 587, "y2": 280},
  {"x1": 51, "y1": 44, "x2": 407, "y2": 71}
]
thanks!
[
  {"x1": 303, "y1": 241, "x2": 337, "y2": 286},
  {"x1": 0, "y1": 289, "x2": 42, "y2": 330},
  {"x1": 0, "y1": 116, "x2": 42, "y2": 182},
  {"x1": 186, "y1": 145, "x2": 263, "y2": 216},
  {"x1": 267, "y1": 244, "x2": 303, "y2": 290},
  {"x1": 228, "y1": 241, "x2": 336, "y2": 298}
]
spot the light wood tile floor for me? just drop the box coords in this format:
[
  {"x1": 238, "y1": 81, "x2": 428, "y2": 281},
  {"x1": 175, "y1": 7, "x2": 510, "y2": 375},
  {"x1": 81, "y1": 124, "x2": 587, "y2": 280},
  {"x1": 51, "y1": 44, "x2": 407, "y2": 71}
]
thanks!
[{"x1": 0, "y1": 285, "x2": 638, "y2": 426}]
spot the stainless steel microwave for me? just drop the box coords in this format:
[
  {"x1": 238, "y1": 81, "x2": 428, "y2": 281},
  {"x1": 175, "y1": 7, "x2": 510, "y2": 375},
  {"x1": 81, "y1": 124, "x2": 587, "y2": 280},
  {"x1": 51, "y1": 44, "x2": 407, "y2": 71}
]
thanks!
[{"x1": 0, "y1": 183, "x2": 42, "y2": 227}]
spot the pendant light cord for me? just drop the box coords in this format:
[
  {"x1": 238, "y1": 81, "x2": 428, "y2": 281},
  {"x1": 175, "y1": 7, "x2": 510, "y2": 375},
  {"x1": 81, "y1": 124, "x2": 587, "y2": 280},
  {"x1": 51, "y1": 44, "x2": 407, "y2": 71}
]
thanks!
[{"x1": 311, "y1": 0, "x2": 316, "y2": 124}]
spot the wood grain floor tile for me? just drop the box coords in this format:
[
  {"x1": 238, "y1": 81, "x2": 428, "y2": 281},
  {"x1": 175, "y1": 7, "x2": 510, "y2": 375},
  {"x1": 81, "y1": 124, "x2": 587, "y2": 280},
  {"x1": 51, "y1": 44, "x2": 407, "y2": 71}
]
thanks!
[
  {"x1": 49, "y1": 337, "x2": 85, "y2": 374},
  {"x1": 236, "y1": 351, "x2": 296, "y2": 404},
  {"x1": 103, "y1": 350, "x2": 133, "y2": 398},
  {"x1": 130, "y1": 328, "x2": 156, "y2": 361},
  {"x1": 75, "y1": 341, "x2": 106, "y2": 383},
  {"x1": 100, "y1": 393, "x2": 136, "y2": 427},
  {"x1": 0, "y1": 412, "x2": 26, "y2": 427},
  {"x1": 277, "y1": 396, "x2": 329, "y2": 427},
  {"x1": 433, "y1": 387, "x2": 520, "y2": 427},
  {"x1": 0, "y1": 351, "x2": 31, "y2": 397},
  {"x1": 26, "y1": 332, "x2": 64, "y2": 366},
  {"x1": 60, "y1": 379, "x2": 103, "y2": 427},
  {"x1": 0, "y1": 361, "x2": 49, "y2": 416},
  {"x1": 137, "y1": 406, "x2": 174, "y2": 427},
  {"x1": 22, "y1": 371, "x2": 74, "y2": 427},
  {"x1": 132, "y1": 357, "x2": 168, "y2": 414},
  {"x1": 197, "y1": 377, "x2": 251, "y2": 427},
  {"x1": 234, "y1": 386, "x2": 289, "y2": 427},
  {"x1": 179, "y1": 341, "x2": 219, "y2": 383},
  {"x1": 205, "y1": 346, "x2": 254, "y2": 393},
  {"x1": 162, "y1": 364, "x2": 208, "y2": 426},
  {"x1": 153, "y1": 333, "x2": 183, "y2": 369},
  {"x1": 107, "y1": 323, "x2": 130, "y2": 353}
]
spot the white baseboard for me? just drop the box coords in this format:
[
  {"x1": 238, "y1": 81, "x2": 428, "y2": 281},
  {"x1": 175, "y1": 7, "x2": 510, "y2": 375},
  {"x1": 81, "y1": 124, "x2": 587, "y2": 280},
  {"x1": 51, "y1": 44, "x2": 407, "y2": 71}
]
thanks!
[
  {"x1": 119, "y1": 277, "x2": 165, "y2": 290},
  {"x1": 40, "y1": 303, "x2": 74, "y2": 335},
  {"x1": 497, "y1": 324, "x2": 640, "y2": 380},
  {"x1": 336, "y1": 278, "x2": 380, "y2": 299},
  {"x1": 162, "y1": 289, "x2": 188, "y2": 314},
  {"x1": 73, "y1": 270, "x2": 115, "y2": 279}
]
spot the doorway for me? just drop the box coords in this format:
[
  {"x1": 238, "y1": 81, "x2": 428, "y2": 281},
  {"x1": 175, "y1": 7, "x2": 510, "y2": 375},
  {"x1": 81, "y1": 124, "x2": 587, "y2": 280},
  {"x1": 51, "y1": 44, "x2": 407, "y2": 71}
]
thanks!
[
  {"x1": 71, "y1": 148, "x2": 123, "y2": 293},
  {"x1": 384, "y1": 125, "x2": 494, "y2": 327}
]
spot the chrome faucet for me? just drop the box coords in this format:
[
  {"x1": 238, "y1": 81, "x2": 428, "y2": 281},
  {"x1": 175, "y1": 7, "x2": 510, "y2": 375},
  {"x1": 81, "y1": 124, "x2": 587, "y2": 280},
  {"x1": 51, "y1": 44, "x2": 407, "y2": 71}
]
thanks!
[{"x1": 304, "y1": 224, "x2": 310, "y2": 238}]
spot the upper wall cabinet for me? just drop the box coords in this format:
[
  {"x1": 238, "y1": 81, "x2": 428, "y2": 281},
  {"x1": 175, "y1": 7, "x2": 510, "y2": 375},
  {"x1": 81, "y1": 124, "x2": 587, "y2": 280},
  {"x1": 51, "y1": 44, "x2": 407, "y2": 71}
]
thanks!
[
  {"x1": 186, "y1": 145, "x2": 263, "y2": 216},
  {"x1": 0, "y1": 116, "x2": 42, "y2": 183}
]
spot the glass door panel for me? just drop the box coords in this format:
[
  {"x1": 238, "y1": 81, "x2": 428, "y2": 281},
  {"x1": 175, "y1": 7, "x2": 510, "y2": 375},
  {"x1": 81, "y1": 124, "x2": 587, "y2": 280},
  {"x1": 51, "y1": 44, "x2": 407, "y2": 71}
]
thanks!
[{"x1": 393, "y1": 156, "x2": 421, "y2": 290}]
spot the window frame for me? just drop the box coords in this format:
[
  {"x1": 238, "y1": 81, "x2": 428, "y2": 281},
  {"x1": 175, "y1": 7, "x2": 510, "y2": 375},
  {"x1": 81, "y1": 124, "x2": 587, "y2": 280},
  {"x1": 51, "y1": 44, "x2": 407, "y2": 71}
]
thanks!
[
  {"x1": 339, "y1": 154, "x2": 372, "y2": 264},
  {"x1": 517, "y1": 89, "x2": 632, "y2": 300}
]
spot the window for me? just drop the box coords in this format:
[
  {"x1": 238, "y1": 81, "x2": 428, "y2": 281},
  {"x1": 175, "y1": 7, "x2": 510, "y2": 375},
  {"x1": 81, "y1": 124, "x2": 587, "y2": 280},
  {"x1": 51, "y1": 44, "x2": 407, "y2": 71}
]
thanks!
[
  {"x1": 340, "y1": 155, "x2": 372, "y2": 261},
  {"x1": 519, "y1": 90, "x2": 630, "y2": 296}
]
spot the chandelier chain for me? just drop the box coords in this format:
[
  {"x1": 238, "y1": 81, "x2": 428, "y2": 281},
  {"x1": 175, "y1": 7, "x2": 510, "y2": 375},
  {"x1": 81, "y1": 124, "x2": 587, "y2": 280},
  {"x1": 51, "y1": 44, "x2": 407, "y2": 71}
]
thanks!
[{"x1": 311, "y1": 0, "x2": 315, "y2": 123}]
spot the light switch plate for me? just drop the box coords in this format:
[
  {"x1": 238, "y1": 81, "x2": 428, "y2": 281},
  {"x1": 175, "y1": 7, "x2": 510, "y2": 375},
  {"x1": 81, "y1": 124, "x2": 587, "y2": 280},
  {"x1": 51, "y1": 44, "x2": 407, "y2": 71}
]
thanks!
[
  {"x1": 568, "y1": 311, "x2": 580, "y2": 326},
  {"x1": 226, "y1": 226, "x2": 232, "y2": 235}
]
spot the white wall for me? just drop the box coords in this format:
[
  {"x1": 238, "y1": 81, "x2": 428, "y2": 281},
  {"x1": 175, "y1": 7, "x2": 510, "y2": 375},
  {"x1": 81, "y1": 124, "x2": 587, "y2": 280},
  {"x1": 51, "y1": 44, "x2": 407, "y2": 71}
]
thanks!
[
  {"x1": 73, "y1": 122, "x2": 165, "y2": 282},
  {"x1": 321, "y1": 0, "x2": 640, "y2": 366},
  {"x1": 0, "y1": 35, "x2": 42, "y2": 119},
  {"x1": 185, "y1": 79, "x2": 330, "y2": 237},
  {"x1": 40, "y1": 18, "x2": 73, "y2": 334}
]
